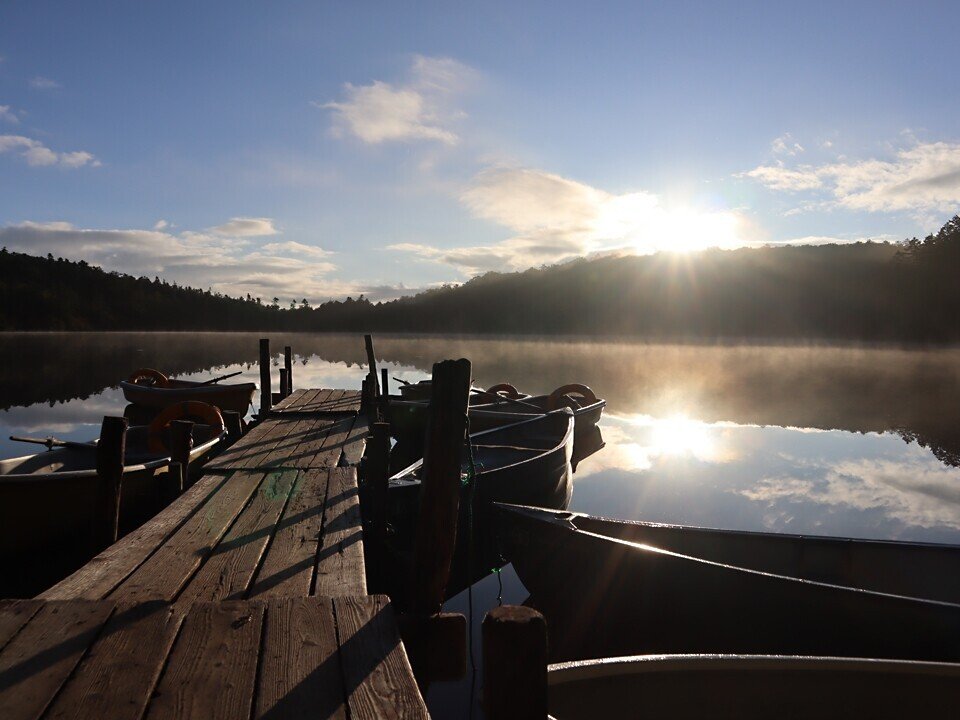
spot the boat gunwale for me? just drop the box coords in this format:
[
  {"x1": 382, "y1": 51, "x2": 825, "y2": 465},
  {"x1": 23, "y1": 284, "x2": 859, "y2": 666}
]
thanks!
[{"x1": 496, "y1": 503, "x2": 960, "y2": 611}]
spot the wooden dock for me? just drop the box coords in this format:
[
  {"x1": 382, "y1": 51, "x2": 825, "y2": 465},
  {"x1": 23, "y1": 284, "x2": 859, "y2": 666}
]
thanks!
[{"x1": 1, "y1": 389, "x2": 430, "y2": 719}]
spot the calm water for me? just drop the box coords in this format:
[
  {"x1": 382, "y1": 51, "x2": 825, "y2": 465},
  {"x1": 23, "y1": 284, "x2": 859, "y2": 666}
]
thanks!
[{"x1": 3, "y1": 332, "x2": 960, "y2": 717}]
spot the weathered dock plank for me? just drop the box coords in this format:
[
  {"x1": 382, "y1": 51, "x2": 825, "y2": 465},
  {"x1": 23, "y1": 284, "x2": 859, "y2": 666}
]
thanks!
[
  {"x1": 272, "y1": 388, "x2": 362, "y2": 415},
  {"x1": 108, "y1": 470, "x2": 265, "y2": 603},
  {"x1": 0, "y1": 600, "x2": 115, "y2": 720},
  {"x1": 0, "y1": 597, "x2": 424, "y2": 720},
  {"x1": 254, "y1": 597, "x2": 346, "y2": 720},
  {"x1": 315, "y1": 468, "x2": 366, "y2": 597},
  {"x1": 43, "y1": 602, "x2": 182, "y2": 720},
  {"x1": 336, "y1": 595, "x2": 430, "y2": 719},
  {"x1": 144, "y1": 601, "x2": 265, "y2": 720}
]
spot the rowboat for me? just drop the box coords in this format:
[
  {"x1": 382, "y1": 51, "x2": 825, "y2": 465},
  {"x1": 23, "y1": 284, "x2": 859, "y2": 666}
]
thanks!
[
  {"x1": 0, "y1": 423, "x2": 224, "y2": 597},
  {"x1": 383, "y1": 410, "x2": 575, "y2": 598},
  {"x1": 497, "y1": 505, "x2": 960, "y2": 662},
  {"x1": 547, "y1": 655, "x2": 960, "y2": 719},
  {"x1": 120, "y1": 368, "x2": 255, "y2": 414}
]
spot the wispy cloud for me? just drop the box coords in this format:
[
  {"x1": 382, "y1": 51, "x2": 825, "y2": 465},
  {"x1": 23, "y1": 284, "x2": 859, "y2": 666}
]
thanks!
[
  {"x1": 0, "y1": 105, "x2": 19, "y2": 124},
  {"x1": 0, "y1": 134, "x2": 100, "y2": 168},
  {"x1": 0, "y1": 219, "x2": 404, "y2": 302},
  {"x1": 320, "y1": 55, "x2": 473, "y2": 145},
  {"x1": 771, "y1": 133, "x2": 804, "y2": 157},
  {"x1": 29, "y1": 76, "x2": 61, "y2": 90},
  {"x1": 743, "y1": 139, "x2": 960, "y2": 216},
  {"x1": 209, "y1": 217, "x2": 279, "y2": 237},
  {"x1": 390, "y1": 165, "x2": 746, "y2": 275}
]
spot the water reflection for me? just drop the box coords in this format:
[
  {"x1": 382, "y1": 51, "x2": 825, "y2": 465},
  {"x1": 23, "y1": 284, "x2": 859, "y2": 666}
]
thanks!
[{"x1": 2, "y1": 332, "x2": 959, "y2": 545}]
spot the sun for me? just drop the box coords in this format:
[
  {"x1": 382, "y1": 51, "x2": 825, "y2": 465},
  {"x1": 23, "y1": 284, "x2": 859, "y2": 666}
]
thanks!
[
  {"x1": 648, "y1": 415, "x2": 717, "y2": 459},
  {"x1": 593, "y1": 193, "x2": 745, "y2": 255}
]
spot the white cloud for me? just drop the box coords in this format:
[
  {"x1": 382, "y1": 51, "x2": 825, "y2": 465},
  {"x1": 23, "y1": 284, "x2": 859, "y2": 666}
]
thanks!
[
  {"x1": 261, "y1": 240, "x2": 333, "y2": 258},
  {"x1": 389, "y1": 165, "x2": 748, "y2": 275},
  {"x1": 153, "y1": 220, "x2": 169, "y2": 230},
  {"x1": 0, "y1": 134, "x2": 100, "y2": 168},
  {"x1": 209, "y1": 217, "x2": 279, "y2": 237},
  {"x1": 0, "y1": 105, "x2": 18, "y2": 124},
  {"x1": 0, "y1": 220, "x2": 409, "y2": 302},
  {"x1": 743, "y1": 140, "x2": 960, "y2": 215},
  {"x1": 29, "y1": 76, "x2": 61, "y2": 90},
  {"x1": 771, "y1": 133, "x2": 804, "y2": 156},
  {"x1": 320, "y1": 55, "x2": 472, "y2": 145}
]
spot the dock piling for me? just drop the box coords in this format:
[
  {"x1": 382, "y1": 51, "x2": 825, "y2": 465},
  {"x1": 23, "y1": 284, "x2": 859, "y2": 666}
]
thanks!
[
  {"x1": 259, "y1": 338, "x2": 272, "y2": 417},
  {"x1": 364, "y1": 333, "x2": 379, "y2": 397},
  {"x1": 279, "y1": 368, "x2": 288, "y2": 400},
  {"x1": 167, "y1": 419, "x2": 194, "y2": 498},
  {"x1": 410, "y1": 358, "x2": 471, "y2": 613},
  {"x1": 92, "y1": 416, "x2": 128, "y2": 552},
  {"x1": 365, "y1": 421, "x2": 391, "y2": 590},
  {"x1": 482, "y1": 605, "x2": 548, "y2": 720},
  {"x1": 284, "y1": 345, "x2": 293, "y2": 394},
  {"x1": 222, "y1": 411, "x2": 243, "y2": 444}
]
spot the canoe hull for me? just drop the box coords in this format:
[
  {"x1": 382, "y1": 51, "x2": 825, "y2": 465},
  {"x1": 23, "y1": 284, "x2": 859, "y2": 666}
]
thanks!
[
  {"x1": 498, "y1": 505, "x2": 960, "y2": 663},
  {"x1": 0, "y1": 427, "x2": 224, "y2": 596},
  {"x1": 548, "y1": 655, "x2": 960, "y2": 719},
  {"x1": 120, "y1": 379, "x2": 256, "y2": 414}
]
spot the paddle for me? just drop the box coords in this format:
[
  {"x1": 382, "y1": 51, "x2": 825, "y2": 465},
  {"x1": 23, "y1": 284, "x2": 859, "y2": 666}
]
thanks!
[
  {"x1": 9, "y1": 435, "x2": 96, "y2": 452},
  {"x1": 200, "y1": 370, "x2": 244, "y2": 386}
]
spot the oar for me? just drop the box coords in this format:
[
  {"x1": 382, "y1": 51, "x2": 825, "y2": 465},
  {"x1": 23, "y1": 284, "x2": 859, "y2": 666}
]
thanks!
[
  {"x1": 9, "y1": 435, "x2": 96, "y2": 452},
  {"x1": 393, "y1": 377, "x2": 414, "y2": 385},
  {"x1": 200, "y1": 370, "x2": 243, "y2": 386}
]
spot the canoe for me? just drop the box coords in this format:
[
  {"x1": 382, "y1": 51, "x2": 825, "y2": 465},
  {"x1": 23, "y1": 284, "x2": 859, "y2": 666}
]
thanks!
[
  {"x1": 0, "y1": 424, "x2": 224, "y2": 596},
  {"x1": 121, "y1": 378, "x2": 255, "y2": 414},
  {"x1": 389, "y1": 409, "x2": 575, "y2": 511},
  {"x1": 383, "y1": 410, "x2": 575, "y2": 598},
  {"x1": 548, "y1": 654, "x2": 960, "y2": 719},
  {"x1": 469, "y1": 384, "x2": 606, "y2": 437},
  {"x1": 497, "y1": 504, "x2": 960, "y2": 662}
]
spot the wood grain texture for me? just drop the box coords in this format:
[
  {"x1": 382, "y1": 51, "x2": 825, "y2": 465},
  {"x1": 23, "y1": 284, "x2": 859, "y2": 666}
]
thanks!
[
  {"x1": 334, "y1": 595, "x2": 428, "y2": 720},
  {"x1": 272, "y1": 389, "x2": 361, "y2": 415},
  {"x1": 174, "y1": 470, "x2": 298, "y2": 608},
  {"x1": 288, "y1": 415, "x2": 355, "y2": 469},
  {"x1": 314, "y1": 468, "x2": 366, "y2": 597},
  {"x1": 271, "y1": 388, "x2": 314, "y2": 412},
  {"x1": 109, "y1": 470, "x2": 265, "y2": 603},
  {"x1": 43, "y1": 602, "x2": 183, "y2": 720},
  {"x1": 0, "y1": 600, "x2": 116, "y2": 720},
  {"x1": 0, "y1": 601, "x2": 42, "y2": 653},
  {"x1": 254, "y1": 597, "x2": 346, "y2": 720},
  {"x1": 204, "y1": 415, "x2": 290, "y2": 471},
  {"x1": 145, "y1": 601, "x2": 264, "y2": 720},
  {"x1": 271, "y1": 417, "x2": 341, "y2": 469},
  {"x1": 339, "y1": 415, "x2": 369, "y2": 467},
  {"x1": 40, "y1": 473, "x2": 230, "y2": 600},
  {"x1": 247, "y1": 471, "x2": 327, "y2": 599}
]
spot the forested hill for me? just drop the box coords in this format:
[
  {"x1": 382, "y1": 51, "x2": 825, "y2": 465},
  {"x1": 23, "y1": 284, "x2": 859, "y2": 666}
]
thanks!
[{"x1": 3, "y1": 216, "x2": 960, "y2": 342}]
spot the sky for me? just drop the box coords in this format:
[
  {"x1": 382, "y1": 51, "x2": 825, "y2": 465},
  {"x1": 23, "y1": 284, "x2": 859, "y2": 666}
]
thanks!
[{"x1": 1, "y1": 1, "x2": 959, "y2": 302}]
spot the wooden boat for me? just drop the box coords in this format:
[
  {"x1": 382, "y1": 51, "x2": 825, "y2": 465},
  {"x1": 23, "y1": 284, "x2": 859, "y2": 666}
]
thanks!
[
  {"x1": 469, "y1": 383, "x2": 606, "y2": 437},
  {"x1": 389, "y1": 409, "x2": 575, "y2": 511},
  {"x1": 120, "y1": 368, "x2": 255, "y2": 414},
  {"x1": 497, "y1": 505, "x2": 960, "y2": 662},
  {"x1": 547, "y1": 654, "x2": 960, "y2": 719},
  {"x1": 383, "y1": 410, "x2": 575, "y2": 598},
  {"x1": 0, "y1": 423, "x2": 224, "y2": 597}
]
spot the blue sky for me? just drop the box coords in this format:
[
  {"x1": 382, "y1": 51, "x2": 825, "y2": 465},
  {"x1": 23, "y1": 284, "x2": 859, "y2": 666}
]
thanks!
[{"x1": 2, "y1": 1, "x2": 959, "y2": 301}]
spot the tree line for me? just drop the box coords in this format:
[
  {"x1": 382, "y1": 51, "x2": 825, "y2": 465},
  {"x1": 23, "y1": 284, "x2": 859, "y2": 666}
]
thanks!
[{"x1": 2, "y1": 215, "x2": 959, "y2": 342}]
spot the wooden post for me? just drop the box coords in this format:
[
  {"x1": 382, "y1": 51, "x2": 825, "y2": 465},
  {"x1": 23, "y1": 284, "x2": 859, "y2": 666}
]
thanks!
[
  {"x1": 284, "y1": 345, "x2": 293, "y2": 394},
  {"x1": 92, "y1": 416, "x2": 128, "y2": 552},
  {"x1": 259, "y1": 338, "x2": 272, "y2": 417},
  {"x1": 223, "y1": 411, "x2": 243, "y2": 445},
  {"x1": 379, "y1": 367, "x2": 390, "y2": 417},
  {"x1": 364, "y1": 333, "x2": 379, "y2": 396},
  {"x1": 366, "y1": 422, "x2": 391, "y2": 571},
  {"x1": 482, "y1": 606, "x2": 548, "y2": 720},
  {"x1": 410, "y1": 358, "x2": 471, "y2": 615},
  {"x1": 167, "y1": 419, "x2": 194, "y2": 497},
  {"x1": 279, "y1": 368, "x2": 288, "y2": 400}
]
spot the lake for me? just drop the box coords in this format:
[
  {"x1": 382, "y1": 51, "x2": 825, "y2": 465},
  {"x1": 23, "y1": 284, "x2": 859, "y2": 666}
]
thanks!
[{"x1": 2, "y1": 332, "x2": 960, "y2": 717}]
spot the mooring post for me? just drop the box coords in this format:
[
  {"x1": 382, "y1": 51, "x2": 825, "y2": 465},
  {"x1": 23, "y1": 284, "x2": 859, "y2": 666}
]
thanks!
[
  {"x1": 222, "y1": 411, "x2": 243, "y2": 444},
  {"x1": 364, "y1": 333, "x2": 379, "y2": 396},
  {"x1": 284, "y1": 345, "x2": 293, "y2": 395},
  {"x1": 365, "y1": 421, "x2": 391, "y2": 590},
  {"x1": 411, "y1": 358, "x2": 471, "y2": 612},
  {"x1": 259, "y1": 338, "x2": 272, "y2": 417},
  {"x1": 482, "y1": 606, "x2": 548, "y2": 720},
  {"x1": 92, "y1": 416, "x2": 128, "y2": 552},
  {"x1": 167, "y1": 419, "x2": 194, "y2": 498},
  {"x1": 380, "y1": 367, "x2": 390, "y2": 414},
  {"x1": 279, "y1": 368, "x2": 288, "y2": 400}
]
